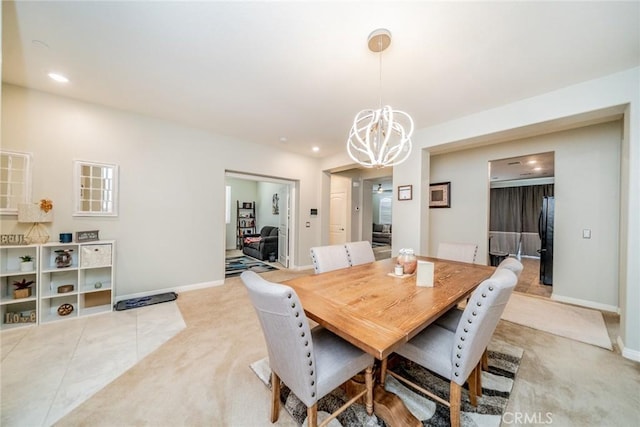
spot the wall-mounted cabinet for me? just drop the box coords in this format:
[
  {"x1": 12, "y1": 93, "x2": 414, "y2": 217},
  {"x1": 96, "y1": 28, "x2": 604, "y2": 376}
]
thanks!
[{"x1": 0, "y1": 241, "x2": 115, "y2": 330}]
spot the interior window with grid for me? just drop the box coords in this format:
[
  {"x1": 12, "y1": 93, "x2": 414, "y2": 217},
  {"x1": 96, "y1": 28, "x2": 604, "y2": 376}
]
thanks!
[
  {"x1": 80, "y1": 164, "x2": 114, "y2": 213},
  {"x1": 0, "y1": 151, "x2": 31, "y2": 214}
]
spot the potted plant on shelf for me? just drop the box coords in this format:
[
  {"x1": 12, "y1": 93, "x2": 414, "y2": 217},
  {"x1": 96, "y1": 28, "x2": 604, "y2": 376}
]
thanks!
[
  {"x1": 19, "y1": 255, "x2": 34, "y2": 272},
  {"x1": 12, "y1": 278, "x2": 34, "y2": 299}
]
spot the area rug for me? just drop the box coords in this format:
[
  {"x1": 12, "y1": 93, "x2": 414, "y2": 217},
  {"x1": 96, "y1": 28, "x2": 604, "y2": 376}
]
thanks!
[
  {"x1": 501, "y1": 292, "x2": 612, "y2": 350},
  {"x1": 250, "y1": 339, "x2": 523, "y2": 427},
  {"x1": 225, "y1": 255, "x2": 278, "y2": 277}
]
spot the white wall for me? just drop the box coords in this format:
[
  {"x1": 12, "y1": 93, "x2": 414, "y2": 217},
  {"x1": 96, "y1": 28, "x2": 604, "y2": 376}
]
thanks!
[
  {"x1": 430, "y1": 121, "x2": 621, "y2": 309},
  {"x1": 1, "y1": 84, "x2": 323, "y2": 296},
  {"x1": 256, "y1": 181, "x2": 281, "y2": 229}
]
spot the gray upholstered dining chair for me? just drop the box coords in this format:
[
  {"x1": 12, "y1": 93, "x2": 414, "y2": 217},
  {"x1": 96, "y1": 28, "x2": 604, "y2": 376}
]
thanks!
[
  {"x1": 310, "y1": 244, "x2": 351, "y2": 273},
  {"x1": 495, "y1": 256, "x2": 524, "y2": 278},
  {"x1": 435, "y1": 258, "x2": 523, "y2": 373},
  {"x1": 241, "y1": 271, "x2": 374, "y2": 427},
  {"x1": 380, "y1": 268, "x2": 517, "y2": 427},
  {"x1": 345, "y1": 241, "x2": 376, "y2": 266},
  {"x1": 437, "y1": 242, "x2": 478, "y2": 263},
  {"x1": 437, "y1": 257, "x2": 523, "y2": 330}
]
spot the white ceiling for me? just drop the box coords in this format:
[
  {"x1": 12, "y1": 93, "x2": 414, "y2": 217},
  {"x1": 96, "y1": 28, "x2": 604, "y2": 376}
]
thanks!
[{"x1": 2, "y1": 1, "x2": 639, "y2": 159}]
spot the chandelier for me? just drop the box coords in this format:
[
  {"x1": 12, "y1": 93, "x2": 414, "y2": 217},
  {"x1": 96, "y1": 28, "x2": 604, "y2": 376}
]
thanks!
[{"x1": 347, "y1": 29, "x2": 414, "y2": 169}]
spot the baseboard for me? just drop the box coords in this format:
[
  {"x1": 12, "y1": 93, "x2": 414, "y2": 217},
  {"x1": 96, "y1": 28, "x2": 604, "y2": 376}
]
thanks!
[
  {"x1": 116, "y1": 279, "x2": 224, "y2": 303},
  {"x1": 617, "y1": 336, "x2": 640, "y2": 362},
  {"x1": 550, "y1": 293, "x2": 618, "y2": 313}
]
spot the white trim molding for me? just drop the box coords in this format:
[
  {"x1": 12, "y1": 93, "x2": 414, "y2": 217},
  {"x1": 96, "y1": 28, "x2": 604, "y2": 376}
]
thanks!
[
  {"x1": 617, "y1": 336, "x2": 640, "y2": 362},
  {"x1": 550, "y1": 294, "x2": 618, "y2": 313}
]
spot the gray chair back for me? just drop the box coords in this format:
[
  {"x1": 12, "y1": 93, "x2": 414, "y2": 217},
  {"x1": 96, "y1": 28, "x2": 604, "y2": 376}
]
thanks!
[
  {"x1": 451, "y1": 268, "x2": 517, "y2": 385},
  {"x1": 495, "y1": 257, "x2": 524, "y2": 279},
  {"x1": 310, "y1": 245, "x2": 351, "y2": 273},
  {"x1": 345, "y1": 241, "x2": 375, "y2": 266},
  {"x1": 241, "y1": 271, "x2": 318, "y2": 407},
  {"x1": 437, "y1": 242, "x2": 478, "y2": 263}
]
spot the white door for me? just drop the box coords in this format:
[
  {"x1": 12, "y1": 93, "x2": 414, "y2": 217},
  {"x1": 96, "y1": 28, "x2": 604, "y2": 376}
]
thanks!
[
  {"x1": 329, "y1": 175, "x2": 350, "y2": 245},
  {"x1": 278, "y1": 185, "x2": 290, "y2": 267}
]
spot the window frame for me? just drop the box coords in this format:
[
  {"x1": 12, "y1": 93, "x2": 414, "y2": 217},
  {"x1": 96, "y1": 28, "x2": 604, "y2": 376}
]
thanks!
[
  {"x1": 73, "y1": 160, "x2": 119, "y2": 217},
  {"x1": 0, "y1": 150, "x2": 32, "y2": 215}
]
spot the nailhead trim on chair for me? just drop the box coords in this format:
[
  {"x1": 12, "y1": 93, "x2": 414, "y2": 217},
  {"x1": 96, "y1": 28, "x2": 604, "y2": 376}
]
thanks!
[
  {"x1": 452, "y1": 282, "x2": 497, "y2": 380},
  {"x1": 287, "y1": 291, "x2": 317, "y2": 399}
]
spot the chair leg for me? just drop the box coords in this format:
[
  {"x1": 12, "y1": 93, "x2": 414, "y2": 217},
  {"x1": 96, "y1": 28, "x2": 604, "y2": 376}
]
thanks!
[
  {"x1": 365, "y1": 366, "x2": 374, "y2": 415},
  {"x1": 467, "y1": 368, "x2": 478, "y2": 407},
  {"x1": 481, "y1": 348, "x2": 489, "y2": 371},
  {"x1": 475, "y1": 362, "x2": 483, "y2": 396},
  {"x1": 450, "y1": 382, "x2": 462, "y2": 427},
  {"x1": 307, "y1": 403, "x2": 318, "y2": 427},
  {"x1": 379, "y1": 358, "x2": 388, "y2": 386},
  {"x1": 271, "y1": 372, "x2": 281, "y2": 423}
]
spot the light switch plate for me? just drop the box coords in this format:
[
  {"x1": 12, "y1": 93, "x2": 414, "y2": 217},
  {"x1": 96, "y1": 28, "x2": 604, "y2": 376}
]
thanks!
[{"x1": 583, "y1": 229, "x2": 591, "y2": 239}]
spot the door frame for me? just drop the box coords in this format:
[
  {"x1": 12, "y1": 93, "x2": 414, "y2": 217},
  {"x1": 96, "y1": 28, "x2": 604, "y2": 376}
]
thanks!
[{"x1": 225, "y1": 171, "x2": 297, "y2": 268}]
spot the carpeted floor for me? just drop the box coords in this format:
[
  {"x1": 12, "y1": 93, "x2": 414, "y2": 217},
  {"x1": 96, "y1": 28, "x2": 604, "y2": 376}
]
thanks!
[
  {"x1": 225, "y1": 255, "x2": 278, "y2": 277},
  {"x1": 251, "y1": 340, "x2": 523, "y2": 427},
  {"x1": 372, "y1": 243, "x2": 392, "y2": 261},
  {"x1": 501, "y1": 292, "x2": 613, "y2": 350}
]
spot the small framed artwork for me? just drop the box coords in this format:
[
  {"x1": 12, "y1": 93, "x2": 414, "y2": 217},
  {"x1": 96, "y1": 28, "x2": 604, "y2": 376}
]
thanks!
[
  {"x1": 429, "y1": 182, "x2": 451, "y2": 208},
  {"x1": 76, "y1": 230, "x2": 100, "y2": 243},
  {"x1": 397, "y1": 185, "x2": 413, "y2": 201}
]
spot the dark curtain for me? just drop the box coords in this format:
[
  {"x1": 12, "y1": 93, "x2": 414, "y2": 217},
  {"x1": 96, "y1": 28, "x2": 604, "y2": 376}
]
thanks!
[{"x1": 490, "y1": 184, "x2": 554, "y2": 232}]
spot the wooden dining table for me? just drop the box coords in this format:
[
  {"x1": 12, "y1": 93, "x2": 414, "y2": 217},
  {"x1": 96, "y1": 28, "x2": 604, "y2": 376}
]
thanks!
[{"x1": 283, "y1": 256, "x2": 495, "y2": 426}]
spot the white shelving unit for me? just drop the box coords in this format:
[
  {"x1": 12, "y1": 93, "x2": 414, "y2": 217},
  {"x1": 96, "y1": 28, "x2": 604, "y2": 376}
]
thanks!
[
  {"x1": 39, "y1": 241, "x2": 115, "y2": 324},
  {"x1": 0, "y1": 244, "x2": 39, "y2": 330},
  {"x1": 0, "y1": 240, "x2": 116, "y2": 329}
]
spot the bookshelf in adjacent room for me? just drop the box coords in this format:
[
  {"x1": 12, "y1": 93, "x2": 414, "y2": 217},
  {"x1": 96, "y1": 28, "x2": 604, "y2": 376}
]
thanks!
[{"x1": 236, "y1": 201, "x2": 256, "y2": 249}]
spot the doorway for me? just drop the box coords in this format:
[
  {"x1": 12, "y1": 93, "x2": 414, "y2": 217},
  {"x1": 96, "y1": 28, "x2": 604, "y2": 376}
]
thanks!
[
  {"x1": 327, "y1": 169, "x2": 392, "y2": 260},
  {"x1": 488, "y1": 152, "x2": 554, "y2": 298},
  {"x1": 225, "y1": 172, "x2": 296, "y2": 269}
]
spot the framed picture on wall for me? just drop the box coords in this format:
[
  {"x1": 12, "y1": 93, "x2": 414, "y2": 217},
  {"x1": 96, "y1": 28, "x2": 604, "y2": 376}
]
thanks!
[
  {"x1": 429, "y1": 182, "x2": 451, "y2": 208},
  {"x1": 397, "y1": 185, "x2": 412, "y2": 201}
]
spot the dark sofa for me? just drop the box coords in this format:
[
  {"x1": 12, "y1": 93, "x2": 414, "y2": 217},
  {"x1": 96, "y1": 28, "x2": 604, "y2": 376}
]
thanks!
[
  {"x1": 242, "y1": 226, "x2": 278, "y2": 261},
  {"x1": 372, "y1": 223, "x2": 392, "y2": 245}
]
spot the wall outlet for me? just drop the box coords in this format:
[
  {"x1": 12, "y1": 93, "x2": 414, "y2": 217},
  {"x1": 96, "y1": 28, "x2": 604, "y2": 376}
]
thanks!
[{"x1": 583, "y1": 229, "x2": 591, "y2": 239}]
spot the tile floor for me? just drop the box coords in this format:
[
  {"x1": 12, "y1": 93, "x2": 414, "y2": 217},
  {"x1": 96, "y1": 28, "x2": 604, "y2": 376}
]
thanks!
[{"x1": 0, "y1": 301, "x2": 186, "y2": 427}]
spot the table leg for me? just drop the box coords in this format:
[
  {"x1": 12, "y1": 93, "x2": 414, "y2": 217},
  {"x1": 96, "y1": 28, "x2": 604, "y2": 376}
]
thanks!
[{"x1": 346, "y1": 372, "x2": 421, "y2": 427}]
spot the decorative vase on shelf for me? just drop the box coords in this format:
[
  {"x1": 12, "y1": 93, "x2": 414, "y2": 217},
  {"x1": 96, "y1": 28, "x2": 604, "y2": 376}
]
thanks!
[
  {"x1": 20, "y1": 261, "x2": 34, "y2": 272},
  {"x1": 55, "y1": 249, "x2": 74, "y2": 268},
  {"x1": 14, "y1": 288, "x2": 32, "y2": 299},
  {"x1": 397, "y1": 248, "x2": 417, "y2": 274}
]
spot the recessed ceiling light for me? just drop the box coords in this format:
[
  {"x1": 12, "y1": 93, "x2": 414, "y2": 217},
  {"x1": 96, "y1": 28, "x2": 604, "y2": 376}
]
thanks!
[
  {"x1": 48, "y1": 73, "x2": 69, "y2": 83},
  {"x1": 312, "y1": 146, "x2": 320, "y2": 153}
]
